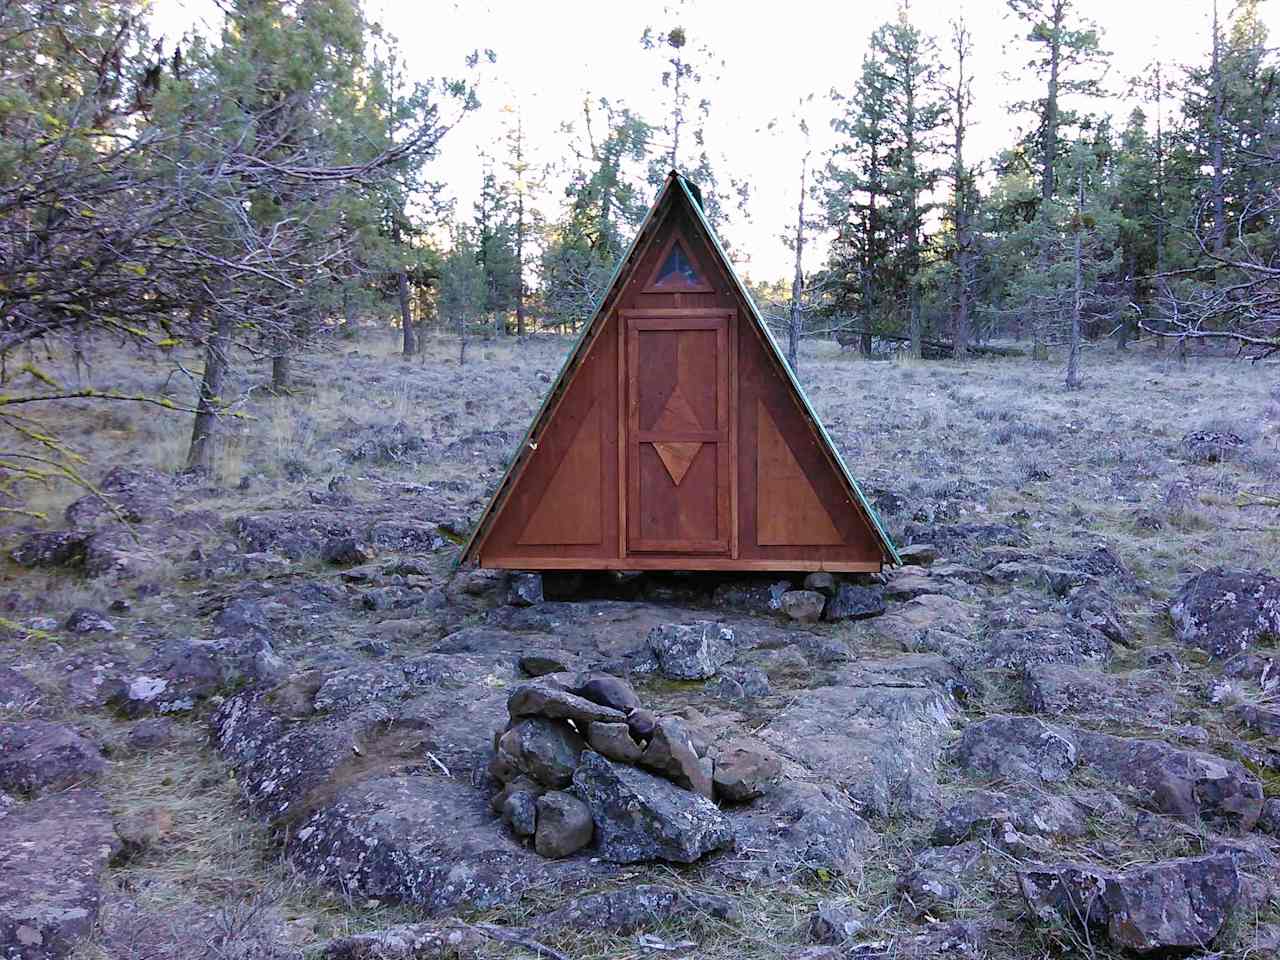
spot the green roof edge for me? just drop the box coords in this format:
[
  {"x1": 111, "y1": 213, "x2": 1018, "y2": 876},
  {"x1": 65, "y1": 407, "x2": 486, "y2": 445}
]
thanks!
[
  {"x1": 459, "y1": 171, "x2": 901, "y2": 568},
  {"x1": 673, "y1": 175, "x2": 901, "y2": 566}
]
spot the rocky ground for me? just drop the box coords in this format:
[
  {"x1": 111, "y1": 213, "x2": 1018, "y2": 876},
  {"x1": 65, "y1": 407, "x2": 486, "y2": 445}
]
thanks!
[{"x1": 0, "y1": 333, "x2": 1277, "y2": 959}]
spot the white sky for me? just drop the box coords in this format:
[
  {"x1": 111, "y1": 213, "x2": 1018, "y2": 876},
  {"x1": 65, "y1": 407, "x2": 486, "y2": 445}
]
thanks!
[{"x1": 150, "y1": 0, "x2": 1279, "y2": 280}]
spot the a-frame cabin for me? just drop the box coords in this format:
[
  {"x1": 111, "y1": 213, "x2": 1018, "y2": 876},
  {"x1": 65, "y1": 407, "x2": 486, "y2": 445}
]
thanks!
[{"x1": 461, "y1": 172, "x2": 899, "y2": 573}]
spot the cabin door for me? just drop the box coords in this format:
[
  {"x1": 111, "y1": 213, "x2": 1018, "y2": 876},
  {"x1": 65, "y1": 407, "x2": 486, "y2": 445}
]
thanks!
[{"x1": 624, "y1": 312, "x2": 731, "y2": 555}]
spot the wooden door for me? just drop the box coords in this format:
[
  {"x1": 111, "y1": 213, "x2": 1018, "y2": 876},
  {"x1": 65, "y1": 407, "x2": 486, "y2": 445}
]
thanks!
[{"x1": 624, "y1": 312, "x2": 731, "y2": 554}]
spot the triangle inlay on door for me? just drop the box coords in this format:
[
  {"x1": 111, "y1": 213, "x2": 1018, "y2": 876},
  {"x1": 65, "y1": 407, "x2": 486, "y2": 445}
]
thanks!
[{"x1": 652, "y1": 441, "x2": 701, "y2": 486}]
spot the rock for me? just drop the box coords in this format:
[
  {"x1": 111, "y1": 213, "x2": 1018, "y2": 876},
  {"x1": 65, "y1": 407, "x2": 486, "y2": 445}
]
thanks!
[
  {"x1": 808, "y1": 901, "x2": 864, "y2": 944},
  {"x1": 1260, "y1": 798, "x2": 1280, "y2": 835},
  {"x1": 0, "y1": 668, "x2": 41, "y2": 713},
  {"x1": 0, "y1": 722, "x2": 104, "y2": 795},
  {"x1": 318, "y1": 923, "x2": 489, "y2": 959},
  {"x1": 534, "y1": 791, "x2": 593, "y2": 858},
  {"x1": 126, "y1": 717, "x2": 176, "y2": 751},
  {"x1": 931, "y1": 789, "x2": 1087, "y2": 847},
  {"x1": 956, "y1": 717, "x2": 1264, "y2": 831},
  {"x1": 898, "y1": 543, "x2": 937, "y2": 566},
  {"x1": 518, "y1": 650, "x2": 583, "y2": 677},
  {"x1": 536, "y1": 883, "x2": 740, "y2": 933},
  {"x1": 639, "y1": 718, "x2": 714, "y2": 799},
  {"x1": 1235, "y1": 703, "x2": 1280, "y2": 736},
  {"x1": 288, "y1": 776, "x2": 601, "y2": 912},
  {"x1": 507, "y1": 680, "x2": 627, "y2": 727},
  {"x1": 10, "y1": 530, "x2": 90, "y2": 568},
  {"x1": 706, "y1": 665, "x2": 771, "y2": 700},
  {"x1": 1182, "y1": 429, "x2": 1247, "y2": 463},
  {"x1": 495, "y1": 718, "x2": 585, "y2": 789},
  {"x1": 711, "y1": 578, "x2": 791, "y2": 614},
  {"x1": 491, "y1": 775, "x2": 542, "y2": 816},
  {"x1": 573, "y1": 675, "x2": 641, "y2": 714},
  {"x1": 711, "y1": 738, "x2": 781, "y2": 802},
  {"x1": 114, "y1": 640, "x2": 224, "y2": 716},
  {"x1": 803, "y1": 572, "x2": 837, "y2": 596},
  {"x1": 571, "y1": 752, "x2": 732, "y2": 864},
  {"x1": 1065, "y1": 584, "x2": 1132, "y2": 647},
  {"x1": 587, "y1": 722, "x2": 644, "y2": 764},
  {"x1": 1021, "y1": 663, "x2": 1176, "y2": 724},
  {"x1": 646, "y1": 621, "x2": 735, "y2": 680},
  {"x1": 953, "y1": 716, "x2": 1079, "y2": 784},
  {"x1": 781, "y1": 590, "x2": 825, "y2": 623},
  {"x1": 884, "y1": 567, "x2": 943, "y2": 601},
  {"x1": 63, "y1": 608, "x2": 115, "y2": 634},
  {"x1": 1018, "y1": 854, "x2": 1239, "y2": 952},
  {"x1": 981, "y1": 623, "x2": 1110, "y2": 669},
  {"x1": 0, "y1": 788, "x2": 120, "y2": 960},
  {"x1": 507, "y1": 572, "x2": 543, "y2": 607},
  {"x1": 718, "y1": 781, "x2": 875, "y2": 882},
  {"x1": 501, "y1": 789, "x2": 538, "y2": 838},
  {"x1": 627, "y1": 708, "x2": 658, "y2": 742},
  {"x1": 823, "y1": 584, "x2": 886, "y2": 622},
  {"x1": 321, "y1": 536, "x2": 374, "y2": 566},
  {"x1": 897, "y1": 842, "x2": 982, "y2": 917},
  {"x1": 1170, "y1": 568, "x2": 1280, "y2": 659}
]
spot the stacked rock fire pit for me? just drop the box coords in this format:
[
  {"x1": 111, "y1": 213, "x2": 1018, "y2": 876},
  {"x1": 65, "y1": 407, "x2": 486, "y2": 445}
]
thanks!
[{"x1": 489, "y1": 669, "x2": 780, "y2": 863}]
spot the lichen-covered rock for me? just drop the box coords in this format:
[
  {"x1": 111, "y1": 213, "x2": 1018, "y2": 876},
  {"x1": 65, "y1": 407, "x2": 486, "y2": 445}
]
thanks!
[
  {"x1": 496, "y1": 717, "x2": 585, "y2": 789},
  {"x1": 63, "y1": 608, "x2": 115, "y2": 634},
  {"x1": 570, "y1": 752, "x2": 732, "y2": 864},
  {"x1": 1182, "y1": 429, "x2": 1247, "y2": 464},
  {"x1": 507, "y1": 572, "x2": 543, "y2": 607},
  {"x1": 534, "y1": 791, "x2": 593, "y2": 858},
  {"x1": 931, "y1": 789, "x2": 1087, "y2": 847},
  {"x1": 0, "y1": 788, "x2": 120, "y2": 960},
  {"x1": 289, "y1": 775, "x2": 604, "y2": 911},
  {"x1": 823, "y1": 584, "x2": 886, "y2": 622},
  {"x1": 646, "y1": 621, "x2": 735, "y2": 680},
  {"x1": 1018, "y1": 854, "x2": 1239, "y2": 952},
  {"x1": 10, "y1": 530, "x2": 90, "y2": 568},
  {"x1": 320, "y1": 536, "x2": 374, "y2": 566},
  {"x1": 1170, "y1": 568, "x2": 1280, "y2": 659},
  {"x1": 897, "y1": 841, "x2": 983, "y2": 917},
  {"x1": 953, "y1": 716, "x2": 1079, "y2": 784},
  {"x1": 711, "y1": 737, "x2": 781, "y2": 802},
  {"x1": 807, "y1": 901, "x2": 864, "y2": 944},
  {"x1": 981, "y1": 623, "x2": 1111, "y2": 669},
  {"x1": 113, "y1": 640, "x2": 225, "y2": 716},
  {"x1": 0, "y1": 668, "x2": 42, "y2": 713},
  {"x1": 1021, "y1": 663, "x2": 1176, "y2": 724},
  {"x1": 501, "y1": 789, "x2": 538, "y2": 838},
  {"x1": 803, "y1": 572, "x2": 837, "y2": 596},
  {"x1": 1065, "y1": 584, "x2": 1132, "y2": 647},
  {"x1": 717, "y1": 781, "x2": 875, "y2": 882},
  {"x1": 0, "y1": 722, "x2": 104, "y2": 795},
  {"x1": 781, "y1": 590, "x2": 826, "y2": 623}
]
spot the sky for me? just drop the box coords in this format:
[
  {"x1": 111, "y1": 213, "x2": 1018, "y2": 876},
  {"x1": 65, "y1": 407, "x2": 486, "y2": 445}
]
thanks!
[{"x1": 149, "y1": 0, "x2": 1280, "y2": 281}]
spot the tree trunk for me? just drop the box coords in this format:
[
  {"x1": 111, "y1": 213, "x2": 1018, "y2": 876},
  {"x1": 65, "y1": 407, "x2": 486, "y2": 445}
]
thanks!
[
  {"x1": 398, "y1": 270, "x2": 416, "y2": 356},
  {"x1": 1066, "y1": 153, "x2": 1084, "y2": 390},
  {"x1": 1211, "y1": 0, "x2": 1226, "y2": 256},
  {"x1": 788, "y1": 156, "x2": 807, "y2": 374},
  {"x1": 271, "y1": 351, "x2": 290, "y2": 393},
  {"x1": 186, "y1": 308, "x2": 231, "y2": 474},
  {"x1": 1043, "y1": 0, "x2": 1063, "y2": 201}
]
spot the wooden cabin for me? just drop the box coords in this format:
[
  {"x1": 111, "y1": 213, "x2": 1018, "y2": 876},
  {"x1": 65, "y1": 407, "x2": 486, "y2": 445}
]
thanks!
[{"x1": 460, "y1": 172, "x2": 899, "y2": 573}]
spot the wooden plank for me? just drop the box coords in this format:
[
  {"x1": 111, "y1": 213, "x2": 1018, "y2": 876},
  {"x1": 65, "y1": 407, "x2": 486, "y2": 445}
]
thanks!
[
  {"x1": 729, "y1": 308, "x2": 739, "y2": 560},
  {"x1": 478, "y1": 554, "x2": 883, "y2": 573},
  {"x1": 652, "y1": 441, "x2": 701, "y2": 485},
  {"x1": 517, "y1": 400, "x2": 602, "y2": 545},
  {"x1": 756, "y1": 401, "x2": 843, "y2": 546},
  {"x1": 616, "y1": 308, "x2": 627, "y2": 560}
]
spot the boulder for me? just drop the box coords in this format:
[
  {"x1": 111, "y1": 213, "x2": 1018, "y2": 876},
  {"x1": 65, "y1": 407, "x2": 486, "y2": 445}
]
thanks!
[
  {"x1": 1170, "y1": 568, "x2": 1280, "y2": 659},
  {"x1": 646, "y1": 621, "x2": 735, "y2": 680},
  {"x1": 1021, "y1": 663, "x2": 1176, "y2": 724},
  {"x1": 10, "y1": 530, "x2": 90, "y2": 568},
  {"x1": 711, "y1": 737, "x2": 781, "y2": 802},
  {"x1": 823, "y1": 584, "x2": 886, "y2": 622},
  {"x1": 125, "y1": 717, "x2": 177, "y2": 751},
  {"x1": 586, "y1": 722, "x2": 644, "y2": 764},
  {"x1": 518, "y1": 650, "x2": 584, "y2": 677},
  {"x1": 321, "y1": 536, "x2": 374, "y2": 566},
  {"x1": 952, "y1": 716, "x2": 1079, "y2": 784},
  {"x1": 573, "y1": 675, "x2": 640, "y2": 714},
  {"x1": 0, "y1": 668, "x2": 41, "y2": 713},
  {"x1": 1065, "y1": 584, "x2": 1133, "y2": 647},
  {"x1": 931, "y1": 789, "x2": 1086, "y2": 847},
  {"x1": 507, "y1": 572, "x2": 544, "y2": 607},
  {"x1": 897, "y1": 543, "x2": 938, "y2": 566},
  {"x1": 63, "y1": 608, "x2": 115, "y2": 634},
  {"x1": 781, "y1": 590, "x2": 826, "y2": 623},
  {"x1": 0, "y1": 788, "x2": 120, "y2": 960},
  {"x1": 501, "y1": 788, "x2": 538, "y2": 837},
  {"x1": 1018, "y1": 854, "x2": 1239, "y2": 953},
  {"x1": 897, "y1": 841, "x2": 983, "y2": 917},
  {"x1": 981, "y1": 623, "x2": 1111, "y2": 669},
  {"x1": 533, "y1": 791, "x2": 593, "y2": 858},
  {"x1": 1182, "y1": 429, "x2": 1247, "y2": 464},
  {"x1": 495, "y1": 718, "x2": 585, "y2": 789},
  {"x1": 0, "y1": 722, "x2": 104, "y2": 795},
  {"x1": 638, "y1": 718, "x2": 714, "y2": 799},
  {"x1": 507, "y1": 680, "x2": 627, "y2": 727},
  {"x1": 570, "y1": 752, "x2": 732, "y2": 864},
  {"x1": 710, "y1": 578, "x2": 791, "y2": 614},
  {"x1": 113, "y1": 640, "x2": 225, "y2": 716},
  {"x1": 803, "y1": 572, "x2": 838, "y2": 596}
]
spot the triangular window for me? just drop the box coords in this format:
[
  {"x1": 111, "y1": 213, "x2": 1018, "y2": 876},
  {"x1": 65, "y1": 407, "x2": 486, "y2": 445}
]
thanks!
[{"x1": 653, "y1": 241, "x2": 702, "y2": 289}]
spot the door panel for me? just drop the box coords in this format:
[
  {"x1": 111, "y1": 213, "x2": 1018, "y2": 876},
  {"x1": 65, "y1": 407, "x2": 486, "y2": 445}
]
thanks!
[{"x1": 626, "y1": 314, "x2": 730, "y2": 554}]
